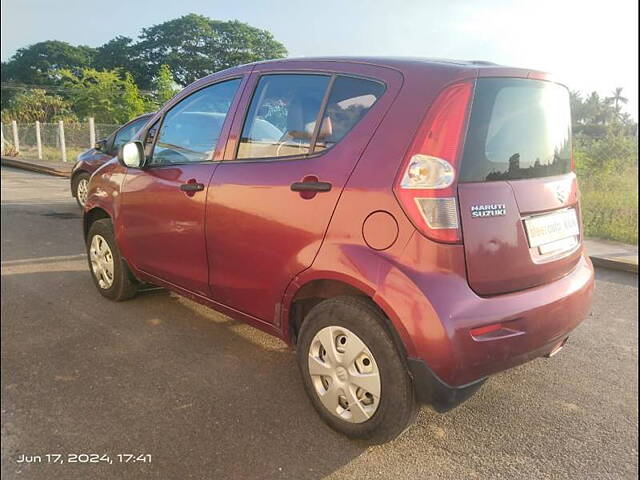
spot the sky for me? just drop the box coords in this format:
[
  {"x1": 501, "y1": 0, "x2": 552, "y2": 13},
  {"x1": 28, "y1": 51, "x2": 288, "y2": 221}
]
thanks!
[{"x1": 1, "y1": 0, "x2": 638, "y2": 117}]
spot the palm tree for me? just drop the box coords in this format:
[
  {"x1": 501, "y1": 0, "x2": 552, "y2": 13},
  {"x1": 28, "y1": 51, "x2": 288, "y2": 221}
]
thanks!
[{"x1": 606, "y1": 87, "x2": 628, "y2": 118}]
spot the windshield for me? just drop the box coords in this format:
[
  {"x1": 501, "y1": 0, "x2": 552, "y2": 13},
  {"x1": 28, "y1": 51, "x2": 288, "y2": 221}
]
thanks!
[{"x1": 460, "y1": 78, "x2": 572, "y2": 182}]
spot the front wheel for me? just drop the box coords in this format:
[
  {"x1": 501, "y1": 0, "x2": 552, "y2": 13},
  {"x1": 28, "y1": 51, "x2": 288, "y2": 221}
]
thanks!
[
  {"x1": 73, "y1": 172, "x2": 91, "y2": 208},
  {"x1": 86, "y1": 219, "x2": 138, "y2": 301},
  {"x1": 296, "y1": 296, "x2": 417, "y2": 443}
]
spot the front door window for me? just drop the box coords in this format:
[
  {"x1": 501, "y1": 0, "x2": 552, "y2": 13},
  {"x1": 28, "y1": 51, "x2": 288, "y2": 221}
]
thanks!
[{"x1": 149, "y1": 78, "x2": 241, "y2": 166}]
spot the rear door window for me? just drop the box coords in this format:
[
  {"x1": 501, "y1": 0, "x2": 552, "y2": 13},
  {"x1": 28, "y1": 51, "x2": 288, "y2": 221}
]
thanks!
[
  {"x1": 460, "y1": 78, "x2": 572, "y2": 182},
  {"x1": 237, "y1": 74, "x2": 330, "y2": 159},
  {"x1": 314, "y1": 76, "x2": 385, "y2": 152},
  {"x1": 236, "y1": 74, "x2": 385, "y2": 160}
]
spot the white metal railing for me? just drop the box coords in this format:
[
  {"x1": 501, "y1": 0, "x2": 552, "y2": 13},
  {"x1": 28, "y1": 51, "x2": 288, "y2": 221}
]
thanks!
[{"x1": 1, "y1": 119, "x2": 120, "y2": 162}]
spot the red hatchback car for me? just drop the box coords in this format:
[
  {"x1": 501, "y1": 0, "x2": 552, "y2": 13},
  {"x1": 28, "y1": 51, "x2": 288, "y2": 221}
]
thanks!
[{"x1": 83, "y1": 57, "x2": 594, "y2": 442}]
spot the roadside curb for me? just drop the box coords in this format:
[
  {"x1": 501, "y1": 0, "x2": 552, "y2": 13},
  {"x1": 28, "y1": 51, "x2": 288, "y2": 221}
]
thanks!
[
  {"x1": 1, "y1": 156, "x2": 72, "y2": 178},
  {"x1": 589, "y1": 256, "x2": 638, "y2": 274},
  {"x1": 584, "y1": 238, "x2": 638, "y2": 275}
]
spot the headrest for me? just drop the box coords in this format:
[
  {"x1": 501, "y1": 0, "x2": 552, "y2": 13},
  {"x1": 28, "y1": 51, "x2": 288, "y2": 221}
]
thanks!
[{"x1": 318, "y1": 116, "x2": 333, "y2": 139}]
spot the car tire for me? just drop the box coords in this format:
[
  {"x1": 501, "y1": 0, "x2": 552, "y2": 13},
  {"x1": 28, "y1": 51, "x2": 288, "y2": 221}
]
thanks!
[
  {"x1": 296, "y1": 296, "x2": 417, "y2": 443},
  {"x1": 73, "y1": 172, "x2": 91, "y2": 208},
  {"x1": 86, "y1": 219, "x2": 138, "y2": 301}
]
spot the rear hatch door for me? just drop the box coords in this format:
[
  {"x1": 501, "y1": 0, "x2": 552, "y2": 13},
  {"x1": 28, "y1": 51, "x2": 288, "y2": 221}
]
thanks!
[{"x1": 457, "y1": 77, "x2": 582, "y2": 296}]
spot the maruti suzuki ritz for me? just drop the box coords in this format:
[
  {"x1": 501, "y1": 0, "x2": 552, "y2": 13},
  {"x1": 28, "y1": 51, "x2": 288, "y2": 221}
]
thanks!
[{"x1": 82, "y1": 57, "x2": 594, "y2": 443}]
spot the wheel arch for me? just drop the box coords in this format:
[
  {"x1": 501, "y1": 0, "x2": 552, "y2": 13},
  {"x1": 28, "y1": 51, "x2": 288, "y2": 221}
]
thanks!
[
  {"x1": 283, "y1": 273, "x2": 415, "y2": 360},
  {"x1": 70, "y1": 169, "x2": 90, "y2": 197},
  {"x1": 83, "y1": 207, "x2": 111, "y2": 240}
]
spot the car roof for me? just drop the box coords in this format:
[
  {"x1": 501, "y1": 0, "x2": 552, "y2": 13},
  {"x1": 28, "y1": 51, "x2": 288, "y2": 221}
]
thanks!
[
  {"x1": 209, "y1": 56, "x2": 548, "y2": 82},
  {"x1": 254, "y1": 56, "x2": 498, "y2": 68}
]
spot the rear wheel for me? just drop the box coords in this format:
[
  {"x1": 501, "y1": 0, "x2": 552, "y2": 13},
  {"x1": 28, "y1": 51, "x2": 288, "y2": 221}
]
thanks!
[
  {"x1": 296, "y1": 296, "x2": 417, "y2": 443},
  {"x1": 73, "y1": 172, "x2": 90, "y2": 208},
  {"x1": 86, "y1": 219, "x2": 138, "y2": 301}
]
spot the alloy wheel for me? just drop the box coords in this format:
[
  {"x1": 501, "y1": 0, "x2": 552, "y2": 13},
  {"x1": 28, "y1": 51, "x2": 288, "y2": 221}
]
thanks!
[{"x1": 77, "y1": 178, "x2": 89, "y2": 207}]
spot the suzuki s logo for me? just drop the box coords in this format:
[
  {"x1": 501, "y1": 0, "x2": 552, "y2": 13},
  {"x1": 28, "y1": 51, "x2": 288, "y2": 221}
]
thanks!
[
  {"x1": 470, "y1": 204, "x2": 506, "y2": 218},
  {"x1": 556, "y1": 185, "x2": 570, "y2": 204}
]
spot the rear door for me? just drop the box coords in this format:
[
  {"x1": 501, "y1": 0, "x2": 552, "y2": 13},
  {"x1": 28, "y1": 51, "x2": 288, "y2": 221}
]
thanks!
[
  {"x1": 457, "y1": 77, "x2": 582, "y2": 296},
  {"x1": 205, "y1": 62, "x2": 402, "y2": 324}
]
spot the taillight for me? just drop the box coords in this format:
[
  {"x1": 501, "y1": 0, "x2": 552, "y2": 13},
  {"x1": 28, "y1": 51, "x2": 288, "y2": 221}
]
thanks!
[
  {"x1": 570, "y1": 148, "x2": 575, "y2": 171},
  {"x1": 393, "y1": 80, "x2": 474, "y2": 243}
]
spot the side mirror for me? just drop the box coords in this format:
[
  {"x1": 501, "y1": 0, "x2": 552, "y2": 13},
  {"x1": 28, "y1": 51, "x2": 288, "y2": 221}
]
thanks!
[
  {"x1": 118, "y1": 141, "x2": 145, "y2": 168},
  {"x1": 95, "y1": 139, "x2": 107, "y2": 151}
]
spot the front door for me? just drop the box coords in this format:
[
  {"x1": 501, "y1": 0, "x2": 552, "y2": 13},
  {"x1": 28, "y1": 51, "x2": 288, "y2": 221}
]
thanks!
[
  {"x1": 118, "y1": 77, "x2": 244, "y2": 296},
  {"x1": 206, "y1": 64, "x2": 401, "y2": 324}
]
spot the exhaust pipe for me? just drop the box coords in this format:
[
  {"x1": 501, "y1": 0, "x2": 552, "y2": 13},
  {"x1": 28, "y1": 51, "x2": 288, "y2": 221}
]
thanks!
[{"x1": 544, "y1": 337, "x2": 569, "y2": 358}]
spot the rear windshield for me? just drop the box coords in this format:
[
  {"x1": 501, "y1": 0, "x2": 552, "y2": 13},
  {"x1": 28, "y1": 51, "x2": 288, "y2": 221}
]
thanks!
[{"x1": 459, "y1": 78, "x2": 572, "y2": 182}]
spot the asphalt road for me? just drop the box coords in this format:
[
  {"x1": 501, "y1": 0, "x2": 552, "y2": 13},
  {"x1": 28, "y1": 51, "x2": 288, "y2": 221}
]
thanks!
[{"x1": 1, "y1": 166, "x2": 638, "y2": 479}]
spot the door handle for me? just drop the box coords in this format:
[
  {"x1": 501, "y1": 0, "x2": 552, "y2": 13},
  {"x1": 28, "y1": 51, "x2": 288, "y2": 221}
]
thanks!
[
  {"x1": 290, "y1": 181, "x2": 332, "y2": 193},
  {"x1": 180, "y1": 182, "x2": 205, "y2": 192}
]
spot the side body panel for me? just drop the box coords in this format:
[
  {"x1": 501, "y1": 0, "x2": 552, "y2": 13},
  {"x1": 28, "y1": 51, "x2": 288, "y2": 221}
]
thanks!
[{"x1": 83, "y1": 158, "x2": 127, "y2": 230}]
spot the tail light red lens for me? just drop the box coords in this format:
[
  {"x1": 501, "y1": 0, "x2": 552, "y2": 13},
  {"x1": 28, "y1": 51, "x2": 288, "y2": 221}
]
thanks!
[
  {"x1": 393, "y1": 80, "x2": 474, "y2": 243},
  {"x1": 570, "y1": 149, "x2": 575, "y2": 171}
]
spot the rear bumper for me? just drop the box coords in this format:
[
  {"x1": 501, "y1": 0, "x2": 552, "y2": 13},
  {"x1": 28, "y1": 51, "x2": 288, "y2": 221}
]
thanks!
[
  {"x1": 447, "y1": 254, "x2": 594, "y2": 385},
  {"x1": 402, "y1": 252, "x2": 594, "y2": 392},
  {"x1": 407, "y1": 357, "x2": 486, "y2": 412}
]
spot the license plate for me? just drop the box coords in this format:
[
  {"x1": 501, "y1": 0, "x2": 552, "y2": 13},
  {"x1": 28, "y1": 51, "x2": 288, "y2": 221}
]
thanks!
[{"x1": 524, "y1": 209, "x2": 580, "y2": 248}]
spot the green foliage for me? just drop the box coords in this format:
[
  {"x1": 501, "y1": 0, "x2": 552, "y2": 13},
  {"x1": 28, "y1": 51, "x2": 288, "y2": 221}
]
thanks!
[
  {"x1": 570, "y1": 88, "x2": 637, "y2": 137},
  {"x1": 1, "y1": 40, "x2": 95, "y2": 85},
  {"x1": 121, "y1": 72, "x2": 148, "y2": 121},
  {"x1": 0, "y1": 89, "x2": 76, "y2": 123},
  {"x1": 1, "y1": 13, "x2": 288, "y2": 114},
  {"x1": 59, "y1": 68, "x2": 147, "y2": 123},
  {"x1": 575, "y1": 134, "x2": 638, "y2": 244},
  {"x1": 153, "y1": 64, "x2": 179, "y2": 107},
  {"x1": 134, "y1": 14, "x2": 287, "y2": 87},
  {"x1": 91, "y1": 36, "x2": 137, "y2": 74}
]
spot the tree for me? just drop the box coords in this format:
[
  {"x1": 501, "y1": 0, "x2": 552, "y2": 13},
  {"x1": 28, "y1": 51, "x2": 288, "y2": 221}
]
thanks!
[
  {"x1": 134, "y1": 14, "x2": 287, "y2": 87},
  {"x1": 92, "y1": 36, "x2": 137, "y2": 74},
  {"x1": 120, "y1": 72, "x2": 149, "y2": 121},
  {"x1": 571, "y1": 88, "x2": 636, "y2": 138},
  {"x1": 153, "y1": 64, "x2": 179, "y2": 107},
  {"x1": 1, "y1": 40, "x2": 95, "y2": 85},
  {"x1": 606, "y1": 87, "x2": 629, "y2": 119},
  {"x1": 0, "y1": 89, "x2": 75, "y2": 123},
  {"x1": 569, "y1": 90, "x2": 585, "y2": 126},
  {"x1": 59, "y1": 68, "x2": 147, "y2": 123}
]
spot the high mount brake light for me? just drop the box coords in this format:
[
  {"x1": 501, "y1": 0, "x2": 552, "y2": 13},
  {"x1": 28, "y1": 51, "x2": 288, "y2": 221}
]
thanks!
[{"x1": 393, "y1": 80, "x2": 474, "y2": 244}]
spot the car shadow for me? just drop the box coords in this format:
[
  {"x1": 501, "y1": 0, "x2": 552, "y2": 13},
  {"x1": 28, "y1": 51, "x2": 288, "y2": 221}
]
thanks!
[{"x1": 594, "y1": 266, "x2": 638, "y2": 287}]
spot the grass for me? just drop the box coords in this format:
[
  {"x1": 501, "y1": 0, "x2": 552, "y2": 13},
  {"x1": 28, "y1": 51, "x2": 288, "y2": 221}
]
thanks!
[
  {"x1": 13, "y1": 145, "x2": 86, "y2": 163},
  {"x1": 575, "y1": 133, "x2": 638, "y2": 245},
  {"x1": 578, "y1": 166, "x2": 638, "y2": 245}
]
